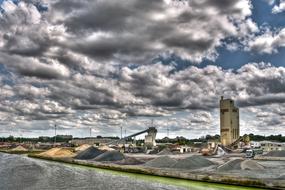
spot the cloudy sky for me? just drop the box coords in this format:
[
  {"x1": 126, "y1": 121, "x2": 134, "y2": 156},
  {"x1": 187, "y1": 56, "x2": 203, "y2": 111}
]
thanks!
[{"x1": 0, "y1": 0, "x2": 284, "y2": 138}]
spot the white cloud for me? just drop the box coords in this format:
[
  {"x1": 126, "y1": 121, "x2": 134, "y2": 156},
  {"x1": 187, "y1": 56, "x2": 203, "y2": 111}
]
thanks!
[
  {"x1": 0, "y1": 0, "x2": 284, "y2": 137},
  {"x1": 247, "y1": 28, "x2": 285, "y2": 54},
  {"x1": 272, "y1": 0, "x2": 285, "y2": 13}
]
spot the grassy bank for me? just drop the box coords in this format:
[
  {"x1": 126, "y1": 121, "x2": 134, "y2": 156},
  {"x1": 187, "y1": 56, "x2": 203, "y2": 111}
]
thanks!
[
  {"x1": 28, "y1": 154, "x2": 280, "y2": 190},
  {"x1": 0, "y1": 149, "x2": 44, "y2": 155}
]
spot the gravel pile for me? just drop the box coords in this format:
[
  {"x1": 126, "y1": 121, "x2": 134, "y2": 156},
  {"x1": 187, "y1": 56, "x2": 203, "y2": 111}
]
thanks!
[
  {"x1": 98, "y1": 145, "x2": 115, "y2": 151},
  {"x1": 113, "y1": 157, "x2": 144, "y2": 165},
  {"x1": 75, "y1": 144, "x2": 91, "y2": 152},
  {"x1": 241, "y1": 160, "x2": 264, "y2": 170},
  {"x1": 74, "y1": 146, "x2": 105, "y2": 160},
  {"x1": 171, "y1": 155, "x2": 215, "y2": 170},
  {"x1": 39, "y1": 148, "x2": 75, "y2": 158},
  {"x1": 93, "y1": 151, "x2": 125, "y2": 162},
  {"x1": 157, "y1": 148, "x2": 173, "y2": 155},
  {"x1": 12, "y1": 146, "x2": 28, "y2": 152},
  {"x1": 264, "y1": 150, "x2": 285, "y2": 157},
  {"x1": 217, "y1": 159, "x2": 243, "y2": 172},
  {"x1": 144, "y1": 156, "x2": 177, "y2": 168}
]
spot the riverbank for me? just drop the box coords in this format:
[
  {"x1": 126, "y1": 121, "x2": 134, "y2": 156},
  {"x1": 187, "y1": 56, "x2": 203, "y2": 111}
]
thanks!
[
  {"x1": 0, "y1": 149, "x2": 44, "y2": 155},
  {"x1": 0, "y1": 153, "x2": 188, "y2": 190},
  {"x1": 28, "y1": 154, "x2": 282, "y2": 190}
]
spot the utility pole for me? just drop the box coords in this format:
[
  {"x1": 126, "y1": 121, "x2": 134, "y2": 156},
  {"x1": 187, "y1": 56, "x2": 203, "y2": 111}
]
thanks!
[
  {"x1": 54, "y1": 124, "x2": 57, "y2": 144},
  {"x1": 120, "y1": 125, "x2": 123, "y2": 139},
  {"x1": 167, "y1": 118, "x2": 170, "y2": 138},
  {"x1": 167, "y1": 127, "x2": 169, "y2": 138},
  {"x1": 89, "y1": 127, "x2": 92, "y2": 138}
]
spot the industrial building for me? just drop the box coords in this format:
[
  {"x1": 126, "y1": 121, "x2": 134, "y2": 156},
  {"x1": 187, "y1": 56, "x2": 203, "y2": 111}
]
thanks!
[
  {"x1": 260, "y1": 141, "x2": 285, "y2": 152},
  {"x1": 69, "y1": 138, "x2": 113, "y2": 146},
  {"x1": 220, "y1": 96, "x2": 240, "y2": 146}
]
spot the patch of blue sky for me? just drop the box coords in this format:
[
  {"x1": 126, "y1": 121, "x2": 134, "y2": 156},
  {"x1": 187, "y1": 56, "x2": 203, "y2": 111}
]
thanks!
[
  {"x1": 0, "y1": 64, "x2": 15, "y2": 86},
  {"x1": 34, "y1": 2, "x2": 48, "y2": 12},
  {"x1": 251, "y1": 0, "x2": 285, "y2": 29},
  {"x1": 0, "y1": 0, "x2": 48, "y2": 12}
]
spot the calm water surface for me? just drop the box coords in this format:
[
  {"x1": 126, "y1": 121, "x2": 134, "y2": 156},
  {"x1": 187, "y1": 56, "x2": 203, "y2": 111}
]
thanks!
[{"x1": 0, "y1": 153, "x2": 262, "y2": 190}]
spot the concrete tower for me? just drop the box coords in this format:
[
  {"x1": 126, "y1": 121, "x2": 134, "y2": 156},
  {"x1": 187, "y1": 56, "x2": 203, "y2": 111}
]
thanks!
[{"x1": 220, "y1": 96, "x2": 240, "y2": 146}]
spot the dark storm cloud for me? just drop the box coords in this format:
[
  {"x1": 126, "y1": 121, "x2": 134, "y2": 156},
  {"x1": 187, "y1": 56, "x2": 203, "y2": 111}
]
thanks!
[
  {"x1": 0, "y1": 53, "x2": 70, "y2": 79},
  {"x1": 237, "y1": 94, "x2": 285, "y2": 107},
  {"x1": 46, "y1": 0, "x2": 252, "y2": 62}
]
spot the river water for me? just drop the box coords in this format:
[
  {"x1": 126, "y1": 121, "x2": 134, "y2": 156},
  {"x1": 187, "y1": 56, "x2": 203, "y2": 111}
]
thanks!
[{"x1": 0, "y1": 153, "x2": 260, "y2": 190}]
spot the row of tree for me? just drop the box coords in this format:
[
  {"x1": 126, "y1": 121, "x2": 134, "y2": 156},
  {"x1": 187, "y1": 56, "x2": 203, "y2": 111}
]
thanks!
[{"x1": 1, "y1": 134, "x2": 285, "y2": 144}]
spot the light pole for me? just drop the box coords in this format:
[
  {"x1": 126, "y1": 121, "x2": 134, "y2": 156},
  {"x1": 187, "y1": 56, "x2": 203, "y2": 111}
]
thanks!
[{"x1": 54, "y1": 124, "x2": 57, "y2": 144}]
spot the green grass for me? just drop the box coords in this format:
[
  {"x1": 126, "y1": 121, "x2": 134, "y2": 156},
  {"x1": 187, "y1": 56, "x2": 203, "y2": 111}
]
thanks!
[{"x1": 0, "y1": 149, "x2": 44, "y2": 155}]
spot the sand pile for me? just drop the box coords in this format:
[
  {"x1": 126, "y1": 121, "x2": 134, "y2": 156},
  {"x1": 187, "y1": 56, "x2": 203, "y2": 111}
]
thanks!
[
  {"x1": 74, "y1": 146, "x2": 105, "y2": 160},
  {"x1": 172, "y1": 155, "x2": 215, "y2": 170},
  {"x1": 93, "y1": 151, "x2": 125, "y2": 162},
  {"x1": 75, "y1": 144, "x2": 91, "y2": 152},
  {"x1": 157, "y1": 148, "x2": 173, "y2": 155},
  {"x1": 12, "y1": 145, "x2": 28, "y2": 152},
  {"x1": 98, "y1": 145, "x2": 115, "y2": 151},
  {"x1": 264, "y1": 150, "x2": 285, "y2": 157},
  {"x1": 39, "y1": 148, "x2": 75, "y2": 158},
  {"x1": 241, "y1": 160, "x2": 264, "y2": 170},
  {"x1": 217, "y1": 159, "x2": 243, "y2": 172},
  {"x1": 144, "y1": 156, "x2": 177, "y2": 168}
]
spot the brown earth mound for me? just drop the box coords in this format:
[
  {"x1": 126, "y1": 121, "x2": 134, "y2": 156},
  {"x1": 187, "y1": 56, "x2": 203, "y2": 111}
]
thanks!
[
  {"x1": 75, "y1": 144, "x2": 91, "y2": 152},
  {"x1": 98, "y1": 145, "x2": 115, "y2": 151},
  {"x1": 38, "y1": 148, "x2": 75, "y2": 158},
  {"x1": 12, "y1": 145, "x2": 28, "y2": 152}
]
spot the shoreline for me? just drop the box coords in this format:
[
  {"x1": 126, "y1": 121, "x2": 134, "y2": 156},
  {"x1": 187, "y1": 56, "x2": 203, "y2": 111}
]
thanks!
[{"x1": 27, "y1": 153, "x2": 281, "y2": 190}]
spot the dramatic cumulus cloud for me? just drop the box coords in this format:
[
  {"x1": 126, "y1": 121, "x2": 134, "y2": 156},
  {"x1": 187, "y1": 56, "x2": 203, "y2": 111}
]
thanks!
[
  {"x1": 0, "y1": 0, "x2": 254, "y2": 66},
  {"x1": 1, "y1": 60, "x2": 284, "y2": 137},
  {"x1": 0, "y1": 0, "x2": 284, "y2": 137},
  {"x1": 248, "y1": 28, "x2": 285, "y2": 54}
]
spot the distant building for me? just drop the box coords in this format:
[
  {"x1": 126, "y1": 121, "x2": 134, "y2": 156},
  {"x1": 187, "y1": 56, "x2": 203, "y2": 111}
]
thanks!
[
  {"x1": 250, "y1": 141, "x2": 261, "y2": 148},
  {"x1": 220, "y1": 96, "x2": 240, "y2": 146},
  {"x1": 69, "y1": 138, "x2": 113, "y2": 146},
  {"x1": 260, "y1": 141, "x2": 285, "y2": 152},
  {"x1": 55, "y1": 135, "x2": 73, "y2": 140}
]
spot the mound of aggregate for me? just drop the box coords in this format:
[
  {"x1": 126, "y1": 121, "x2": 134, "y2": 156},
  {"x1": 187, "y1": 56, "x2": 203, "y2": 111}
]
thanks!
[
  {"x1": 93, "y1": 151, "x2": 125, "y2": 162},
  {"x1": 217, "y1": 159, "x2": 243, "y2": 172},
  {"x1": 38, "y1": 148, "x2": 75, "y2": 158},
  {"x1": 171, "y1": 155, "x2": 215, "y2": 170},
  {"x1": 113, "y1": 157, "x2": 144, "y2": 165},
  {"x1": 12, "y1": 145, "x2": 28, "y2": 151},
  {"x1": 157, "y1": 148, "x2": 173, "y2": 155},
  {"x1": 74, "y1": 146, "x2": 105, "y2": 160},
  {"x1": 75, "y1": 144, "x2": 91, "y2": 152},
  {"x1": 264, "y1": 150, "x2": 285, "y2": 157},
  {"x1": 144, "y1": 156, "x2": 177, "y2": 168},
  {"x1": 98, "y1": 145, "x2": 115, "y2": 151},
  {"x1": 241, "y1": 160, "x2": 264, "y2": 170}
]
